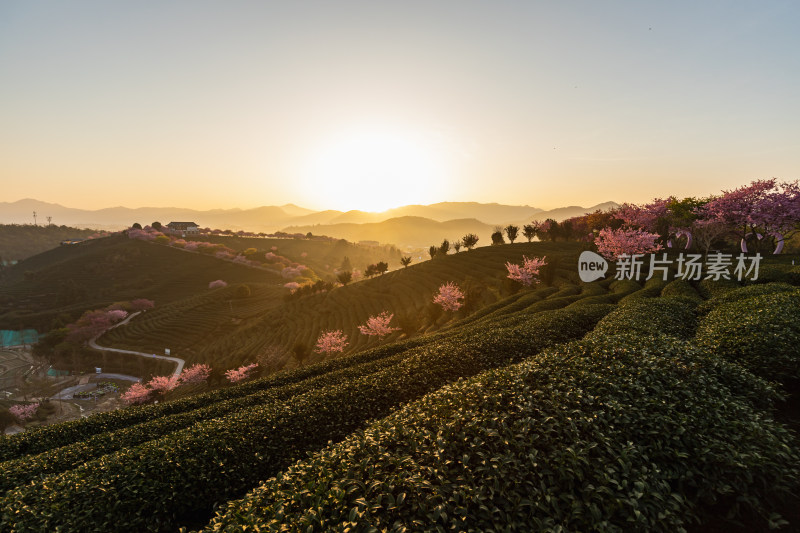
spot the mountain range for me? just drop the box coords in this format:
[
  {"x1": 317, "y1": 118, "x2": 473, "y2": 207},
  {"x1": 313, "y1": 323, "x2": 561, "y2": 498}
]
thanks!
[{"x1": 0, "y1": 199, "x2": 618, "y2": 248}]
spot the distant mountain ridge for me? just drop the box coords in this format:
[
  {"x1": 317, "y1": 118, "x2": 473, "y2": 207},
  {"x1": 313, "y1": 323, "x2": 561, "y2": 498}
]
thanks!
[{"x1": 0, "y1": 199, "x2": 619, "y2": 246}]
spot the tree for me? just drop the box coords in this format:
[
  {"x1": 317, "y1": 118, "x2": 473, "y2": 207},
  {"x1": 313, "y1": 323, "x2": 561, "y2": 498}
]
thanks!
[
  {"x1": 433, "y1": 282, "x2": 464, "y2": 312},
  {"x1": 148, "y1": 375, "x2": 179, "y2": 396},
  {"x1": 225, "y1": 363, "x2": 259, "y2": 383},
  {"x1": 364, "y1": 264, "x2": 378, "y2": 278},
  {"x1": 235, "y1": 284, "x2": 251, "y2": 298},
  {"x1": 179, "y1": 363, "x2": 211, "y2": 384},
  {"x1": 700, "y1": 179, "x2": 800, "y2": 252},
  {"x1": 337, "y1": 270, "x2": 353, "y2": 286},
  {"x1": 130, "y1": 299, "x2": 155, "y2": 312},
  {"x1": 340, "y1": 256, "x2": 353, "y2": 272},
  {"x1": 292, "y1": 341, "x2": 309, "y2": 367},
  {"x1": 428, "y1": 246, "x2": 437, "y2": 259},
  {"x1": 131, "y1": 222, "x2": 142, "y2": 230},
  {"x1": 453, "y1": 241, "x2": 462, "y2": 253},
  {"x1": 9, "y1": 403, "x2": 39, "y2": 422},
  {"x1": 358, "y1": 311, "x2": 399, "y2": 337},
  {"x1": 151, "y1": 222, "x2": 162, "y2": 230},
  {"x1": 506, "y1": 255, "x2": 547, "y2": 286},
  {"x1": 314, "y1": 330, "x2": 348, "y2": 356},
  {"x1": 462, "y1": 234, "x2": 479, "y2": 250},
  {"x1": 491, "y1": 227, "x2": 505, "y2": 245},
  {"x1": 375, "y1": 261, "x2": 389, "y2": 275},
  {"x1": 522, "y1": 224, "x2": 537, "y2": 242},
  {"x1": 439, "y1": 239, "x2": 450, "y2": 255},
  {"x1": 400, "y1": 256, "x2": 412, "y2": 268},
  {"x1": 595, "y1": 228, "x2": 663, "y2": 260},
  {"x1": 121, "y1": 382, "x2": 152, "y2": 405},
  {"x1": 504, "y1": 225, "x2": 519, "y2": 243},
  {"x1": 538, "y1": 219, "x2": 560, "y2": 241},
  {"x1": 691, "y1": 219, "x2": 729, "y2": 255}
]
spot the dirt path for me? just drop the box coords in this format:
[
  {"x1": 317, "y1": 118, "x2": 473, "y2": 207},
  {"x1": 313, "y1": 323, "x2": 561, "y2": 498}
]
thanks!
[{"x1": 89, "y1": 312, "x2": 185, "y2": 377}]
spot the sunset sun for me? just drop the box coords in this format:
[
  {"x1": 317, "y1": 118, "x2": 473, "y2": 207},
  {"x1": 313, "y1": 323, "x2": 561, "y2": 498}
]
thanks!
[{"x1": 300, "y1": 128, "x2": 452, "y2": 212}]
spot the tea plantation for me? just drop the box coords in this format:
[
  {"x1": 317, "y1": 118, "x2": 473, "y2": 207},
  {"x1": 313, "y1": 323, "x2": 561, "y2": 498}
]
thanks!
[{"x1": 0, "y1": 241, "x2": 798, "y2": 532}]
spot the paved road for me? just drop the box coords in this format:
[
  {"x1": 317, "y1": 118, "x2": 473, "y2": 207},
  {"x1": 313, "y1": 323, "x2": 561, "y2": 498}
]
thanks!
[
  {"x1": 89, "y1": 312, "x2": 185, "y2": 377},
  {"x1": 51, "y1": 373, "x2": 141, "y2": 400}
]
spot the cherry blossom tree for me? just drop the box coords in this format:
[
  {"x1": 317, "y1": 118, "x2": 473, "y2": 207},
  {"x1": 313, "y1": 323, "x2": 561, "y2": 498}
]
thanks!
[
  {"x1": 506, "y1": 255, "x2": 547, "y2": 286},
  {"x1": 433, "y1": 282, "x2": 464, "y2": 312},
  {"x1": 616, "y1": 198, "x2": 672, "y2": 233},
  {"x1": 315, "y1": 330, "x2": 349, "y2": 356},
  {"x1": 595, "y1": 228, "x2": 663, "y2": 260},
  {"x1": 130, "y1": 299, "x2": 155, "y2": 312},
  {"x1": 9, "y1": 403, "x2": 39, "y2": 421},
  {"x1": 148, "y1": 375, "x2": 179, "y2": 394},
  {"x1": 209, "y1": 280, "x2": 228, "y2": 289},
  {"x1": 358, "y1": 311, "x2": 399, "y2": 337},
  {"x1": 179, "y1": 363, "x2": 211, "y2": 384},
  {"x1": 120, "y1": 382, "x2": 152, "y2": 405},
  {"x1": 225, "y1": 363, "x2": 259, "y2": 383}
]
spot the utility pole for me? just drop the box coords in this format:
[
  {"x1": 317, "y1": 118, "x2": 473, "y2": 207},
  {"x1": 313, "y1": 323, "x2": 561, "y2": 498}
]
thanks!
[
  {"x1": 32, "y1": 211, "x2": 37, "y2": 226},
  {"x1": 46, "y1": 216, "x2": 52, "y2": 226}
]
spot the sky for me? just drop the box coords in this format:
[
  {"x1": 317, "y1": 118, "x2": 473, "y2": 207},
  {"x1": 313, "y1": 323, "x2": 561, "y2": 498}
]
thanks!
[{"x1": 1, "y1": 1, "x2": 799, "y2": 212}]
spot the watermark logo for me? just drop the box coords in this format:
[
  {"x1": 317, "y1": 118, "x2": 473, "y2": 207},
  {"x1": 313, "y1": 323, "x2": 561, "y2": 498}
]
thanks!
[
  {"x1": 578, "y1": 251, "x2": 763, "y2": 282},
  {"x1": 578, "y1": 251, "x2": 609, "y2": 282}
]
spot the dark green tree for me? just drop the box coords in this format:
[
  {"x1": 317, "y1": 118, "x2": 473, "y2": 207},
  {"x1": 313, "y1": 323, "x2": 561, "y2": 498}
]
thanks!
[
  {"x1": 462, "y1": 234, "x2": 479, "y2": 250},
  {"x1": 504, "y1": 225, "x2": 519, "y2": 243},
  {"x1": 522, "y1": 224, "x2": 537, "y2": 242},
  {"x1": 337, "y1": 270, "x2": 353, "y2": 285},
  {"x1": 439, "y1": 239, "x2": 450, "y2": 255},
  {"x1": 400, "y1": 256, "x2": 412, "y2": 268},
  {"x1": 491, "y1": 227, "x2": 505, "y2": 245}
]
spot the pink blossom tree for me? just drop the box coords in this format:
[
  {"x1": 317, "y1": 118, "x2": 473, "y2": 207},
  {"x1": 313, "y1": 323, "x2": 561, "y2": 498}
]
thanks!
[
  {"x1": 179, "y1": 363, "x2": 211, "y2": 385},
  {"x1": 225, "y1": 363, "x2": 259, "y2": 383},
  {"x1": 595, "y1": 228, "x2": 663, "y2": 260},
  {"x1": 209, "y1": 280, "x2": 228, "y2": 289},
  {"x1": 9, "y1": 403, "x2": 39, "y2": 421},
  {"x1": 130, "y1": 299, "x2": 155, "y2": 312},
  {"x1": 147, "y1": 375, "x2": 179, "y2": 395},
  {"x1": 433, "y1": 282, "x2": 464, "y2": 312},
  {"x1": 616, "y1": 198, "x2": 673, "y2": 233},
  {"x1": 699, "y1": 179, "x2": 800, "y2": 252},
  {"x1": 358, "y1": 311, "x2": 399, "y2": 337},
  {"x1": 506, "y1": 255, "x2": 547, "y2": 286},
  {"x1": 120, "y1": 383, "x2": 152, "y2": 405},
  {"x1": 315, "y1": 330, "x2": 349, "y2": 356}
]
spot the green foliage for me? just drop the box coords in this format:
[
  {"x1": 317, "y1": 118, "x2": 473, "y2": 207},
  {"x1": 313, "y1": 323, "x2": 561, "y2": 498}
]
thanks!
[
  {"x1": 0, "y1": 306, "x2": 607, "y2": 532},
  {"x1": 0, "y1": 224, "x2": 98, "y2": 263},
  {"x1": 589, "y1": 297, "x2": 697, "y2": 339},
  {"x1": 204, "y1": 334, "x2": 797, "y2": 532},
  {"x1": 694, "y1": 289, "x2": 800, "y2": 381}
]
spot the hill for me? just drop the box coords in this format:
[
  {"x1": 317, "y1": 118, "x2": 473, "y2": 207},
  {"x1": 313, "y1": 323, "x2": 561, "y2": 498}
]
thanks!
[
  {"x1": 0, "y1": 199, "x2": 617, "y2": 236},
  {"x1": 521, "y1": 201, "x2": 620, "y2": 223},
  {"x1": 100, "y1": 242, "x2": 582, "y2": 369},
  {"x1": 0, "y1": 224, "x2": 102, "y2": 263},
  {"x1": 284, "y1": 215, "x2": 495, "y2": 248},
  {"x1": 0, "y1": 245, "x2": 797, "y2": 531},
  {"x1": 0, "y1": 235, "x2": 285, "y2": 332}
]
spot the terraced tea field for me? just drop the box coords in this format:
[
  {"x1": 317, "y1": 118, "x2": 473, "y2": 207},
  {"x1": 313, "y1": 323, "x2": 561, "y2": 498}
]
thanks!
[{"x1": 1, "y1": 241, "x2": 798, "y2": 532}]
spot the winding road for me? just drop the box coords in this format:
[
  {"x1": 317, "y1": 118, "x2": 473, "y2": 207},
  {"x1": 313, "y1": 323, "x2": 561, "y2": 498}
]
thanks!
[{"x1": 88, "y1": 311, "x2": 185, "y2": 377}]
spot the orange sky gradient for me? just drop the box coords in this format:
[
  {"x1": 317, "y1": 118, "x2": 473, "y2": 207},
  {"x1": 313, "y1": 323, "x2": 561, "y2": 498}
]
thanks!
[{"x1": 1, "y1": 1, "x2": 798, "y2": 212}]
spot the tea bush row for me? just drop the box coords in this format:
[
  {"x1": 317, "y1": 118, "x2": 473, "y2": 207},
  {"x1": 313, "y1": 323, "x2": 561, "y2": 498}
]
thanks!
[
  {"x1": 203, "y1": 334, "x2": 798, "y2": 532},
  {"x1": 694, "y1": 289, "x2": 800, "y2": 381},
  {"x1": 0, "y1": 306, "x2": 611, "y2": 532},
  {"x1": 588, "y1": 297, "x2": 698, "y2": 340}
]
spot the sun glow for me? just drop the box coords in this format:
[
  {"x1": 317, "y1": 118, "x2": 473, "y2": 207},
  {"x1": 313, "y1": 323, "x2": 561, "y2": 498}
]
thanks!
[{"x1": 299, "y1": 128, "x2": 452, "y2": 212}]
